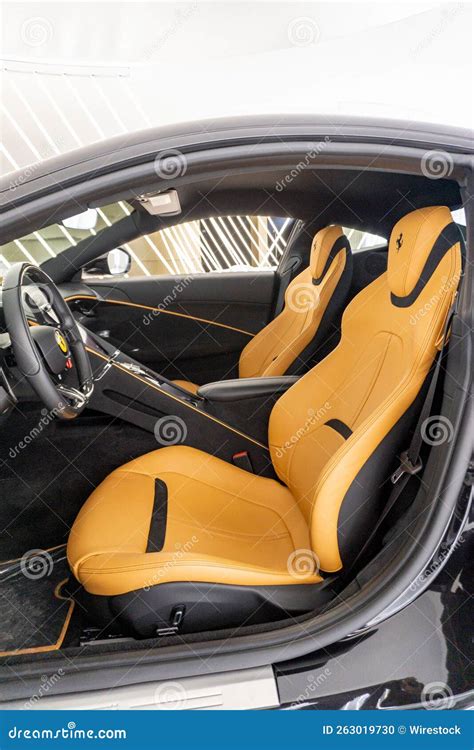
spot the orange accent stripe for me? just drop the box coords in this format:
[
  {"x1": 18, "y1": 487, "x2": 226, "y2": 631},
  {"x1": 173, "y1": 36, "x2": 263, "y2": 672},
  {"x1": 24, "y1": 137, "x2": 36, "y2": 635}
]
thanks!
[
  {"x1": 0, "y1": 577, "x2": 75, "y2": 658},
  {"x1": 65, "y1": 295, "x2": 254, "y2": 337},
  {"x1": 86, "y1": 347, "x2": 268, "y2": 451},
  {"x1": 0, "y1": 544, "x2": 66, "y2": 566}
]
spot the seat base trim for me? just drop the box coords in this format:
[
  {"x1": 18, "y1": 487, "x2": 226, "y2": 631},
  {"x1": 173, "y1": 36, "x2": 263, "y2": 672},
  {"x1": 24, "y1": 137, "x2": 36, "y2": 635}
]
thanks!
[{"x1": 77, "y1": 579, "x2": 335, "y2": 638}]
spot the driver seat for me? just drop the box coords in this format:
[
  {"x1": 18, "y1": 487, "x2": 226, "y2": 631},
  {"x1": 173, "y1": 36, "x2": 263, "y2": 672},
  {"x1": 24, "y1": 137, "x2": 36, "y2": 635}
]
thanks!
[{"x1": 67, "y1": 206, "x2": 462, "y2": 637}]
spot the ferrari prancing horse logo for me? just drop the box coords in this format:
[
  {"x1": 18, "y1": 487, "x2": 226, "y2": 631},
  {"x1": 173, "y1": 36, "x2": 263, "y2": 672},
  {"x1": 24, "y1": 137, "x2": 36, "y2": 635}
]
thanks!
[{"x1": 55, "y1": 329, "x2": 68, "y2": 354}]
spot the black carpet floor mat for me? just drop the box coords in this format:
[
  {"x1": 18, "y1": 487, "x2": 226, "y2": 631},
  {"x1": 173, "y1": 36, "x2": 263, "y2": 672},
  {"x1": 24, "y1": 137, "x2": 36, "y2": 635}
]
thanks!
[
  {"x1": 0, "y1": 546, "x2": 74, "y2": 657},
  {"x1": 0, "y1": 406, "x2": 159, "y2": 560}
]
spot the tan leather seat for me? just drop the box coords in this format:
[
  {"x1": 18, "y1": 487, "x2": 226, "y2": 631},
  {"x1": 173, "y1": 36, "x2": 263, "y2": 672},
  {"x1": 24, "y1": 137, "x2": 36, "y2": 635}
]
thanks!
[
  {"x1": 68, "y1": 206, "x2": 462, "y2": 635},
  {"x1": 174, "y1": 225, "x2": 351, "y2": 394},
  {"x1": 68, "y1": 446, "x2": 320, "y2": 595}
]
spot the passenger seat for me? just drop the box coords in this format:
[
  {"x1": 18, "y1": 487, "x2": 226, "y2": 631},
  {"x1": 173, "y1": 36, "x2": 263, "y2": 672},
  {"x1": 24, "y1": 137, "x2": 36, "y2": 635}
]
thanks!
[{"x1": 174, "y1": 225, "x2": 352, "y2": 393}]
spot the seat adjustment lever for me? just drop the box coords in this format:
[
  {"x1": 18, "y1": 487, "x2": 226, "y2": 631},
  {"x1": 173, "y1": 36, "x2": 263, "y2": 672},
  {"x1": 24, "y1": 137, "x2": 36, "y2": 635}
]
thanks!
[{"x1": 155, "y1": 605, "x2": 186, "y2": 637}]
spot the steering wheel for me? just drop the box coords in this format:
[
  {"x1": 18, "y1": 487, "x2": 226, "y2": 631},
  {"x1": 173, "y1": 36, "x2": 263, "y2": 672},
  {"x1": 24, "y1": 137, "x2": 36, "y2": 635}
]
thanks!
[{"x1": 2, "y1": 263, "x2": 93, "y2": 419}]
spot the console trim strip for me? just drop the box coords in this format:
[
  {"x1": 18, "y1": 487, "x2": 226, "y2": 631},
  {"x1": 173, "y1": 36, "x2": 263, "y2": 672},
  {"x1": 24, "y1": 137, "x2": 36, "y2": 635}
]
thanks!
[{"x1": 86, "y1": 347, "x2": 268, "y2": 450}]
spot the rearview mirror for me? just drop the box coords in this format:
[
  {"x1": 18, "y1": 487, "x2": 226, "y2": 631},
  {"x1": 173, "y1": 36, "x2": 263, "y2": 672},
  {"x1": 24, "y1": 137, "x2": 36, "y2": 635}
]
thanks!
[
  {"x1": 63, "y1": 208, "x2": 98, "y2": 231},
  {"x1": 83, "y1": 247, "x2": 131, "y2": 277}
]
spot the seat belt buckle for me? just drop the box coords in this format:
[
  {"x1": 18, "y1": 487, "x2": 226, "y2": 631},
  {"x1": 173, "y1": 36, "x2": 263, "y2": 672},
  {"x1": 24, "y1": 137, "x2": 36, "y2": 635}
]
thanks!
[
  {"x1": 232, "y1": 450, "x2": 254, "y2": 473},
  {"x1": 391, "y1": 451, "x2": 423, "y2": 485}
]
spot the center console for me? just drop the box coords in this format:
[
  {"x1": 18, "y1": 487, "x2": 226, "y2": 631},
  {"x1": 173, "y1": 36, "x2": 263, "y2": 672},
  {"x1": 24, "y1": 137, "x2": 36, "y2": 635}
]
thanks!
[{"x1": 80, "y1": 325, "x2": 298, "y2": 477}]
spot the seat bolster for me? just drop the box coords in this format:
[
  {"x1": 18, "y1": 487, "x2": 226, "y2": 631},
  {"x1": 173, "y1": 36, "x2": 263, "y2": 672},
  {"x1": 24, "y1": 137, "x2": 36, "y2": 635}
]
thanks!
[
  {"x1": 171, "y1": 379, "x2": 199, "y2": 394},
  {"x1": 75, "y1": 550, "x2": 322, "y2": 596},
  {"x1": 309, "y1": 370, "x2": 435, "y2": 572},
  {"x1": 67, "y1": 469, "x2": 158, "y2": 579}
]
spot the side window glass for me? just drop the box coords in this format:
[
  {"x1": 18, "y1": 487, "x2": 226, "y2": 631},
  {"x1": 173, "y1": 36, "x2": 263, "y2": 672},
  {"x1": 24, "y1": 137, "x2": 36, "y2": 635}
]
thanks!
[
  {"x1": 86, "y1": 215, "x2": 294, "y2": 278},
  {"x1": 343, "y1": 227, "x2": 386, "y2": 253}
]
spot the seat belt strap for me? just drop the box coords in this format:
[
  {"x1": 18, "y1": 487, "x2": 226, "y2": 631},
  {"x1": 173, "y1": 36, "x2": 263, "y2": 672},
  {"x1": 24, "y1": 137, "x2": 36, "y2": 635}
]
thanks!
[{"x1": 347, "y1": 297, "x2": 458, "y2": 575}]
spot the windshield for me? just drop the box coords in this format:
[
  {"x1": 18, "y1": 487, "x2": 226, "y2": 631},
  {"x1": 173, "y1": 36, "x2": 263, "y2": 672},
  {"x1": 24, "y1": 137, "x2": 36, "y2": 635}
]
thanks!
[{"x1": 0, "y1": 201, "x2": 134, "y2": 277}]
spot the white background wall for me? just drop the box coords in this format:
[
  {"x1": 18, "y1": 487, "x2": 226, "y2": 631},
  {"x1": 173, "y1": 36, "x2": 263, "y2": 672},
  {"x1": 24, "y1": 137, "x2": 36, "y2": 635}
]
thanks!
[{"x1": 0, "y1": 1, "x2": 472, "y2": 176}]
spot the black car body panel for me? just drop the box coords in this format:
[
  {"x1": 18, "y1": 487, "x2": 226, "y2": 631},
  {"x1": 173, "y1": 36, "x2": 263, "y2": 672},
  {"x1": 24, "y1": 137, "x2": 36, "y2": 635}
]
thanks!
[{"x1": 277, "y1": 494, "x2": 473, "y2": 709}]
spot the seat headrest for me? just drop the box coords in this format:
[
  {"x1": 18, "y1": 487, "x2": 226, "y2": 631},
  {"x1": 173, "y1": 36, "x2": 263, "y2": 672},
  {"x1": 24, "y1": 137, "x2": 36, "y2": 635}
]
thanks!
[
  {"x1": 310, "y1": 225, "x2": 349, "y2": 284},
  {"x1": 387, "y1": 206, "x2": 461, "y2": 305}
]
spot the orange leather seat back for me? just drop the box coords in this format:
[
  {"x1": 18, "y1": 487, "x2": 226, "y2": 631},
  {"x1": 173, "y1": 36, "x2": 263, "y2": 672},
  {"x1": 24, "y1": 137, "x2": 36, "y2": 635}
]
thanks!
[
  {"x1": 239, "y1": 226, "x2": 351, "y2": 378},
  {"x1": 269, "y1": 206, "x2": 462, "y2": 572}
]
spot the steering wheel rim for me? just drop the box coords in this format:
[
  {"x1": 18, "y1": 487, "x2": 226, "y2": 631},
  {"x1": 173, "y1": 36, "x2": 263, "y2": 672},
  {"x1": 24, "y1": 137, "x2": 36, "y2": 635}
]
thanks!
[{"x1": 2, "y1": 263, "x2": 93, "y2": 419}]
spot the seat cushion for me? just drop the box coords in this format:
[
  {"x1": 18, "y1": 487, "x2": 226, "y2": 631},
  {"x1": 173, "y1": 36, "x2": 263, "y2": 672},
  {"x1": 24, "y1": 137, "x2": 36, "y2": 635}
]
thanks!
[{"x1": 67, "y1": 446, "x2": 319, "y2": 596}]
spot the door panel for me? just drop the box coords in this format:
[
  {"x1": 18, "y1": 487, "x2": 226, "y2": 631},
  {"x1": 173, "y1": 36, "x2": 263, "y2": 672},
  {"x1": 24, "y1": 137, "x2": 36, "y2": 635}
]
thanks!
[{"x1": 68, "y1": 272, "x2": 276, "y2": 384}]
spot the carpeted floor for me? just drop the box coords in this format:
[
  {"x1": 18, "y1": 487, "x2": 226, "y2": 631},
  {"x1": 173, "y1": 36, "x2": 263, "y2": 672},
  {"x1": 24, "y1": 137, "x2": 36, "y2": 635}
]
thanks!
[
  {"x1": 0, "y1": 546, "x2": 74, "y2": 657},
  {"x1": 0, "y1": 405, "x2": 159, "y2": 559}
]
